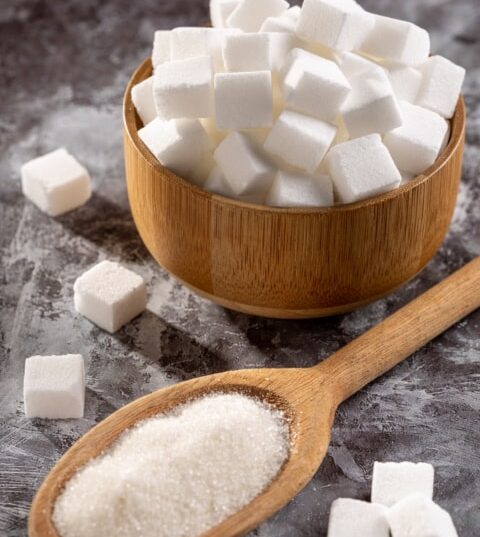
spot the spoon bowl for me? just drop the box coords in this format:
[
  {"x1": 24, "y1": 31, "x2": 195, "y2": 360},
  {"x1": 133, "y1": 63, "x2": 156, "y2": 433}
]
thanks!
[{"x1": 29, "y1": 257, "x2": 480, "y2": 537}]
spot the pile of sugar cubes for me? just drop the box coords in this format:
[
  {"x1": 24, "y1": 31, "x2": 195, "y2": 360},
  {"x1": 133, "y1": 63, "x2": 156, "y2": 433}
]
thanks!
[
  {"x1": 130, "y1": 0, "x2": 466, "y2": 207},
  {"x1": 23, "y1": 260, "x2": 148, "y2": 419},
  {"x1": 328, "y1": 461, "x2": 458, "y2": 537}
]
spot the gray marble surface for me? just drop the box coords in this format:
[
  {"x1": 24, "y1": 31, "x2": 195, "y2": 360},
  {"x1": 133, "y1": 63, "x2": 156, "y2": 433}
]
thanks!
[{"x1": 0, "y1": 0, "x2": 479, "y2": 535}]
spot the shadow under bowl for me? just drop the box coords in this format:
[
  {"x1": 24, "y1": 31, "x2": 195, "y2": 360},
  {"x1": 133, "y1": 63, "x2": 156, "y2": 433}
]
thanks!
[{"x1": 123, "y1": 59, "x2": 466, "y2": 319}]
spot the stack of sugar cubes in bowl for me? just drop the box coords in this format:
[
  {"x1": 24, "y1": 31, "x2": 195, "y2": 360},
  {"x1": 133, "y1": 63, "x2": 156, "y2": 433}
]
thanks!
[{"x1": 131, "y1": 0, "x2": 465, "y2": 208}]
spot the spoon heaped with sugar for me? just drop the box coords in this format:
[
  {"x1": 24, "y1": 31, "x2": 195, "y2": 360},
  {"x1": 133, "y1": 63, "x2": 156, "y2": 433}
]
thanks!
[{"x1": 29, "y1": 257, "x2": 480, "y2": 537}]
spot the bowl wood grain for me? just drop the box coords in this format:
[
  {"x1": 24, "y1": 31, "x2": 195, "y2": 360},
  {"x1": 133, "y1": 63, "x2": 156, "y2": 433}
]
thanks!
[{"x1": 123, "y1": 59, "x2": 465, "y2": 318}]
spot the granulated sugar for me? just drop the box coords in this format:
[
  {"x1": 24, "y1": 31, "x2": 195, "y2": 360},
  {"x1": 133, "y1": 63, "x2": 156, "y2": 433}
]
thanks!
[{"x1": 53, "y1": 393, "x2": 289, "y2": 537}]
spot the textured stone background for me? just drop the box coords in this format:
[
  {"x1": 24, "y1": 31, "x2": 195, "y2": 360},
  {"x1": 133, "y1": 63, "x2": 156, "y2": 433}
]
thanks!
[{"x1": 0, "y1": 0, "x2": 479, "y2": 535}]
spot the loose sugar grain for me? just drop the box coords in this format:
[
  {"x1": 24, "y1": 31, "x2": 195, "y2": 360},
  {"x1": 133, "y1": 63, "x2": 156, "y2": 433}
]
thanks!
[{"x1": 53, "y1": 393, "x2": 289, "y2": 537}]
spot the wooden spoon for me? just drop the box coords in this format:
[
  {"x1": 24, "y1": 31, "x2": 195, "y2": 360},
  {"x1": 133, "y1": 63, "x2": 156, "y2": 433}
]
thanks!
[{"x1": 29, "y1": 257, "x2": 480, "y2": 537}]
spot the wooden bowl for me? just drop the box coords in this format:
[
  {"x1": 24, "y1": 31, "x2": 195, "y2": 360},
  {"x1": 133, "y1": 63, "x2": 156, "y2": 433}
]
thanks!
[{"x1": 123, "y1": 59, "x2": 465, "y2": 319}]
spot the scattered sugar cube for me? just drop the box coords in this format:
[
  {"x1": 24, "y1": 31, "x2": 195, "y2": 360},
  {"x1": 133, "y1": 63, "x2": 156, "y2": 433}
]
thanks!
[
  {"x1": 384, "y1": 101, "x2": 449, "y2": 176},
  {"x1": 74, "y1": 261, "x2": 147, "y2": 334},
  {"x1": 266, "y1": 170, "x2": 334, "y2": 208},
  {"x1": 361, "y1": 15, "x2": 430, "y2": 66},
  {"x1": 131, "y1": 76, "x2": 157, "y2": 126},
  {"x1": 214, "y1": 132, "x2": 276, "y2": 196},
  {"x1": 264, "y1": 110, "x2": 337, "y2": 174},
  {"x1": 334, "y1": 50, "x2": 382, "y2": 80},
  {"x1": 152, "y1": 30, "x2": 171, "y2": 70},
  {"x1": 24, "y1": 354, "x2": 85, "y2": 419},
  {"x1": 387, "y1": 65, "x2": 423, "y2": 103},
  {"x1": 371, "y1": 461, "x2": 435, "y2": 507},
  {"x1": 341, "y1": 68, "x2": 402, "y2": 138},
  {"x1": 297, "y1": 0, "x2": 375, "y2": 52},
  {"x1": 260, "y1": 13, "x2": 297, "y2": 33},
  {"x1": 210, "y1": 0, "x2": 240, "y2": 28},
  {"x1": 204, "y1": 166, "x2": 265, "y2": 203},
  {"x1": 267, "y1": 33, "x2": 300, "y2": 72},
  {"x1": 138, "y1": 118, "x2": 211, "y2": 176},
  {"x1": 227, "y1": 0, "x2": 289, "y2": 33},
  {"x1": 153, "y1": 56, "x2": 213, "y2": 120},
  {"x1": 327, "y1": 498, "x2": 389, "y2": 537},
  {"x1": 387, "y1": 494, "x2": 458, "y2": 537},
  {"x1": 325, "y1": 134, "x2": 401, "y2": 203},
  {"x1": 222, "y1": 33, "x2": 271, "y2": 72},
  {"x1": 283, "y1": 49, "x2": 351, "y2": 122},
  {"x1": 416, "y1": 55, "x2": 466, "y2": 119},
  {"x1": 215, "y1": 71, "x2": 273, "y2": 130},
  {"x1": 21, "y1": 148, "x2": 91, "y2": 217}
]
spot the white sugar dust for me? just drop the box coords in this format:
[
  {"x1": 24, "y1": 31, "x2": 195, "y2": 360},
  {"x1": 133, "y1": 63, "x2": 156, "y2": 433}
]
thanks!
[{"x1": 53, "y1": 393, "x2": 289, "y2": 537}]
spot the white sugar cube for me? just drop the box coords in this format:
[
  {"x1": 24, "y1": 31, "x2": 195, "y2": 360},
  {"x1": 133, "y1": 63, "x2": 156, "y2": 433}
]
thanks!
[
  {"x1": 215, "y1": 71, "x2": 273, "y2": 130},
  {"x1": 297, "y1": 0, "x2": 375, "y2": 52},
  {"x1": 326, "y1": 134, "x2": 401, "y2": 204},
  {"x1": 334, "y1": 51, "x2": 382, "y2": 80},
  {"x1": 204, "y1": 166, "x2": 265, "y2": 203},
  {"x1": 74, "y1": 261, "x2": 147, "y2": 333},
  {"x1": 153, "y1": 56, "x2": 213, "y2": 120},
  {"x1": 341, "y1": 68, "x2": 402, "y2": 138},
  {"x1": 260, "y1": 13, "x2": 296, "y2": 33},
  {"x1": 416, "y1": 55, "x2": 465, "y2": 119},
  {"x1": 21, "y1": 148, "x2": 91, "y2": 217},
  {"x1": 264, "y1": 110, "x2": 337, "y2": 174},
  {"x1": 24, "y1": 355, "x2": 85, "y2": 419},
  {"x1": 152, "y1": 30, "x2": 171, "y2": 70},
  {"x1": 371, "y1": 461, "x2": 435, "y2": 507},
  {"x1": 131, "y1": 76, "x2": 157, "y2": 126},
  {"x1": 227, "y1": 0, "x2": 289, "y2": 32},
  {"x1": 327, "y1": 499, "x2": 389, "y2": 537},
  {"x1": 387, "y1": 494, "x2": 458, "y2": 537},
  {"x1": 138, "y1": 118, "x2": 211, "y2": 176},
  {"x1": 387, "y1": 65, "x2": 423, "y2": 103},
  {"x1": 283, "y1": 49, "x2": 351, "y2": 122},
  {"x1": 214, "y1": 132, "x2": 276, "y2": 196},
  {"x1": 266, "y1": 170, "x2": 334, "y2": 208},
  {"x1": 223, "y1": 33, "x2": 271, "y2": 72},
  {"x1": 361, "y1": 15, "x2": 430, "y2": 66},
  {"x1": 210, "y1": 0, "x2": 240, "y2": 28},
  {"x1": 384, "y1": 102, "x2": 449, "y2": 176},
  {"x1": 267, "y1": 33, "x2": 301, "y2": 72}
]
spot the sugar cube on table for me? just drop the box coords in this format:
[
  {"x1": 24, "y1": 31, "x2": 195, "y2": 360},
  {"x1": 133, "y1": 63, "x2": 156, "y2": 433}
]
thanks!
[
  {"x1": 387, "y1": 65, "x2": 423, "y2": 103},
  {"x1": 21, "y1": 148, "x2": 91, "y2": 217},
  {"x1": 361, "y1": 15, "x2": 430, "y2": 66},
  {"x1": 152, "y1": 30, "x2": 171, "y2": 70},
  {"x1": 227, "y1": 0, "x2": 289, "y2": 32},
  {"x1": 210, "y1": 0, "x2": 240, "y2": 28},
  {"x1": 371, "y1": 461, "x2": 435, "y2": 507},
  {"x1": 215, "y1": 71, "x2": 273, "y2": 130},
  {"x1": 283, "y1": 49, "x2": 351, "y2": 122},
  {"x1": 214, "y1": 132, "x2": 276, "y2": 196},
  {"x1": 222, "y1": 33, "x2": 271, "y2": 72},
  {"x1": 325, "y1": 134, "x2": 401, "y2": 204},
  {"x1": 138, "y1": 118, "x2": 211, "y2": 176},
  {"x1": 384, "y1": 101, "x2": 449, "y2": 176},
  {"x1": 387, "y1": 494, "x2": 458, "y2": 537},
  {"x1": 153, "y1": 56, "x2": 213, "y2": 120},
  {"x1": 327, "y1": 498, "x2": 389, "y2": 537},
  {"x1": 266, "y1": 170, "x2": 334, "y2": 208},
  {"x1": 131, "y1": 76, "x2": 157, "y2": 126},
  {"x1": 416, "y1": 55, "x2": 466, "y2": 119},
  {"x1": 297, "y1": 0, "x2": 375, "y2": 52},
  {"x1": 24, "y1": 354, "x2": 85, "y2": 419},
  {"x1": 264, "y1": 110, "x2": 337, "y2": 174},
  {"x1": 341, "y1": 68, "x2": 402, "y2": 138},
  {"x1": 74, "y1": 260, "x2": 147, "y2": 334},
  {"x1": 204, "y1": 166, "x2": 265, "y2": 204}
]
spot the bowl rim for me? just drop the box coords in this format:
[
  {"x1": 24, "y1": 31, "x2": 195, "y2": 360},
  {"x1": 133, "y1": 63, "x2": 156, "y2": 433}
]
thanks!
[{"x1": 123, "y1": 58, "x2": 466, "y2": 215}]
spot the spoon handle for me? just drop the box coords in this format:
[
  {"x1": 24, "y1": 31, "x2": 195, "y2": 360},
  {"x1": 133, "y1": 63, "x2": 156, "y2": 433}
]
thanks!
[{"x1": 316, "y1": 257, "x2": 480, "y2": 404}]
